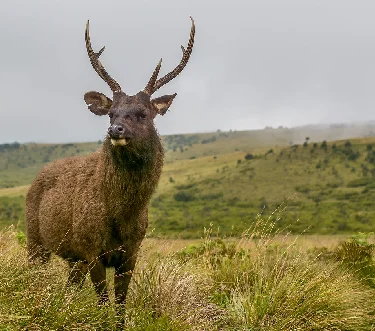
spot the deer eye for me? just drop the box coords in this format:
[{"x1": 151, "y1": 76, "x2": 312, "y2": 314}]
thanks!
[
  {"x1": 108, "y1": 113, "x2": 114, "y2": 118},
  {"x1": 137, "y1": 113, "x2": 147, "y2": 120}
]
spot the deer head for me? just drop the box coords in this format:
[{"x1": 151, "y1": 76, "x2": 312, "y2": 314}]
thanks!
[{"x1": 84, "y1": 18, "x2": 195, "y2": 147}]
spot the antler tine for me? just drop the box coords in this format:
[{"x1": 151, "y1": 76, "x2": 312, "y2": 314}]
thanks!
[
  {"x1": 85, "y1": 20, "x2": 122, "y2": 93},
  {"x1": 146, "y1": 16, "x2": 195, "y2": 95},
  {"x1": 143, "y1": 58, "x2": 162, "y2": 95}
]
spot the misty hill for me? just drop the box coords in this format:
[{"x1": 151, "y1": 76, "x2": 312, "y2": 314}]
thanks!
[
  {"x1": 1, "y1": 123, "x2": 375, "y2": 237},
  {"x1": 2, "y1": 122, "x2": 375, "y2": 188}
]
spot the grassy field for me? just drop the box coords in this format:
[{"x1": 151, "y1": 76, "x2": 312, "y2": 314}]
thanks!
[
  {"x1": 1, "y1": 125, "x2": 375, "y2": 329},
  {"x1": 2, "y1": 130, "x2": 375, "y2": 237},
  {"x1": 1, "y1": 218, "x2": 374, "y2": 330}
]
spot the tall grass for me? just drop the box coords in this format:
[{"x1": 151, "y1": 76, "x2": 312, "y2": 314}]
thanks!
[
  {"x1": 0, "y1": 227, "x2": 222, "y2": 330},
  {"x1": 177, "y1": 212, "x2": 375, "y2": 330},
  {"x1": 1, "y1": 210, "x2": 375, "y2": 330}
]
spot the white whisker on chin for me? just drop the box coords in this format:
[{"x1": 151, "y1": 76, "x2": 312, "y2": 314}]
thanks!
[{"x1": 111, "y1": 138, "x2": 127, "y2": 146}]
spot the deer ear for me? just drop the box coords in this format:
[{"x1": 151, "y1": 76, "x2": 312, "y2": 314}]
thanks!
[
  {"x1": 151, "y1": 93, "x2": 177, "y2": 116},
  {"x1": 84, "y1": 91, "x2": 112, "y2": 116}
]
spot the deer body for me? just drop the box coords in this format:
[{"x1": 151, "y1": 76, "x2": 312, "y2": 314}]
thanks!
[{"x1": 26, "y1": 19, "x2": 195, "y2": 305}]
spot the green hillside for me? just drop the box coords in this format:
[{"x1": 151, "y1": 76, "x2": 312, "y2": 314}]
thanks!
[
  {"x1": 2, "y1": 123, "x2": 375, "y2": 188},
  {"x1": 1, "y1": 125, "x2": 375, "y2": 237}
]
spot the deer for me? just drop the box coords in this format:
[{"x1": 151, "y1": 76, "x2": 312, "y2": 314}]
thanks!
[{"x1": 26, "y1": 17, "x2": 195, "y2": 306}]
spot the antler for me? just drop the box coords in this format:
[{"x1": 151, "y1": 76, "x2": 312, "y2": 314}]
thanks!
[
  {"x1": 85, "y1": 20, "x2": 122, "y2": 92},
  {"x1": 144, "y1": 16, "x2": 195, "y2": 96}
]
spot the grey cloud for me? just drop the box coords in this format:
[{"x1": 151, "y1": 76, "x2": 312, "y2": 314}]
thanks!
[{"x1": 1, "y1": 0, "x2": 375, "y2": 143}]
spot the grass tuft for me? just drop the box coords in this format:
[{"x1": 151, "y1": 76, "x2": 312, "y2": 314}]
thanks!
[{"x1": 1, "y1": 212, "x2": 375, "y2": 330}]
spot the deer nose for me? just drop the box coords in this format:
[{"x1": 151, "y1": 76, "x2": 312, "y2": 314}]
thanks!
[{"x1": 108, "y1": 124, "x2": 124, "y2": 138}]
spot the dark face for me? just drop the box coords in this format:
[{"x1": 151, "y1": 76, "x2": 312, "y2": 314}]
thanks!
[
  {"x1": 107, "y1": 92, "x2": 155, "y2": 147},
  {"x1": 84, "y1": 90, "x2": 177, "y2": 148}
]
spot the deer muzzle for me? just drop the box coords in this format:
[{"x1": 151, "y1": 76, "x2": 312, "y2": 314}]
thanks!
[{"x1": 108, "y1": 124, "x2": 128, "y2": 146}]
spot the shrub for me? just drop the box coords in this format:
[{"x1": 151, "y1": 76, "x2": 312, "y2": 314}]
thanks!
[
  {"x1": 334, "y1": 233, "x2": 375, "y2": 288},
  {"x1": 181, "y1": 221, "x2": 375, "y2": 330},
  {"x1": 347, "y1": 178, "x2": 372, "y2": 187},
  {"x1": 295, "y1": 185, "x2": 311, "y2": 194},
  {"x1": 347, "y1": 151, "x2": 360, "y2": 161},
  {"x1": 173, "y1": 191, "x2": 196, "y2": 202},
  {"x1": 244, "y1": 153, "x2": 253, "y2": 161}
]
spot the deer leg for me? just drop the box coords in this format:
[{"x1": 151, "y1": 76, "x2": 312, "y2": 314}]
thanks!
[
  {"x1": 67, "y1": 261, "x2": 88, "y2": 288},
  {"x1": 89, "y1": 260, "x2": 108, "y2": 304},
  {"x1": 114, "y1": 257, "x2": 137, "y2": 305}
]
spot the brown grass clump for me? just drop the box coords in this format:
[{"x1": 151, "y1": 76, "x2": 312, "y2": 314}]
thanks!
[
  {"x1": 176, "y1": 213, "x2": 375, "y2": 330},
  {"x1": 129, "y1": 257, "x2": 227, "y2": 330}
]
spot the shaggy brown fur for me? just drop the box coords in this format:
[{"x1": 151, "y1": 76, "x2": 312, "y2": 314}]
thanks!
[
  {"x1": 26, "y1": 18, "x2": 195, "y2": 306},
  {"x1": 26, "y1": 91, "x2": 169, "y2": 304}
]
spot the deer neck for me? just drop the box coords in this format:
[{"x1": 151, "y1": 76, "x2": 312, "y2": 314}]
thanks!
[{"x1": 100, "y1": 137, "x2": 164, "y2": 203}]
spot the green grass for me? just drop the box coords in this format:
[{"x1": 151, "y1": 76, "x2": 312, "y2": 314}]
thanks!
[
  {"x1": 1, "y1": 215, "x2": 374, "y2": 330},
  {"x1": 150, "y1": 137, "x2": 375, "y2": 237},
  {"x1": 2, "y1": 131, "x2": 375, "y2": 237}
]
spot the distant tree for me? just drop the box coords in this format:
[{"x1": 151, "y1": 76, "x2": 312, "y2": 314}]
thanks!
[
  {"x1": 244, "y1": 153, "x2": 254, "y2": 160},
  {"x1": 347, "y1": 151, "x2": 360, "y2": 161},
  {"x1": 12, "y1": 142, "x2": 20, "y2": 149},
  {"x1": 344, "y1": 140, "x2": 352, "y2": 148},
  {"x1": 321, "y1": 140, "x2": 328, "y2": 150}
]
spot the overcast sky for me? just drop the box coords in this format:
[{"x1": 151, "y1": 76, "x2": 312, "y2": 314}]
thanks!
[{"x1": 1, "y1": 0, "x2": 375, "y2": 143}]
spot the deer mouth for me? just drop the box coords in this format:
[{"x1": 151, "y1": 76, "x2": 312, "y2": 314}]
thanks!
[{"x1": 110, "y1": 138, "x2": 127, "y2": 146}]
